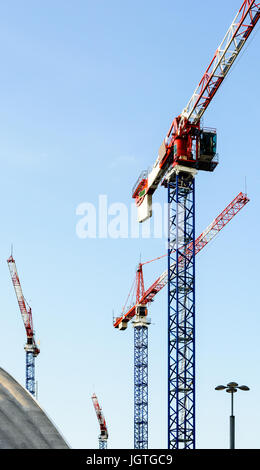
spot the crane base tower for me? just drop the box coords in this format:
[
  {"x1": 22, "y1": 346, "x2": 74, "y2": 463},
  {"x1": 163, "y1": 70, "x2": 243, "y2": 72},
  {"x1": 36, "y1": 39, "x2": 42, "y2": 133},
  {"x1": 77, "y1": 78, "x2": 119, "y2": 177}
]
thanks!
[
  {"x1": 25, "y1": 348, "x2": 36, "y2": 397},
  {"x1": 166, "y1": 167, "x2": 196, "y2": 449},
  {"x1": 132, "y1": 305, "x2": 150, "y2": 449}
]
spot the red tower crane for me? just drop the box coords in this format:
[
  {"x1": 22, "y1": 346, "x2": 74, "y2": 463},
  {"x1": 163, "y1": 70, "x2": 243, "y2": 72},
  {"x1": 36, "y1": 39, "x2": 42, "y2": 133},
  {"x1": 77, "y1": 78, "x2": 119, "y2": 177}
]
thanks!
[
  {"x1": 126, "y1": 0, "x2": 259, "y2": 449},
  {"x1": 91, "y1": 393, "x2": 109, "y2": 449},
  {"x1": 132, "y1": 1, "x2": 259, "y2": 223},
  {"x1": 114, "y1": 191, "x2": 249, "y2": 449},
  {"x1": 7, "y1": 255, "x2": 40, "y2": 397},
  {"x1": 114, "y1": 192, "x2": 250, "y2": 330}
]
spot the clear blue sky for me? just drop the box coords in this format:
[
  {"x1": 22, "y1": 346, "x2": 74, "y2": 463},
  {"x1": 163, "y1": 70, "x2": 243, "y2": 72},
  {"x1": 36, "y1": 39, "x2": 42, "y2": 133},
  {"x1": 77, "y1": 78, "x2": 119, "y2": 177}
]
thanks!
[{"x1": 0, "y1": 0, "x2": 259, "y2": 449}]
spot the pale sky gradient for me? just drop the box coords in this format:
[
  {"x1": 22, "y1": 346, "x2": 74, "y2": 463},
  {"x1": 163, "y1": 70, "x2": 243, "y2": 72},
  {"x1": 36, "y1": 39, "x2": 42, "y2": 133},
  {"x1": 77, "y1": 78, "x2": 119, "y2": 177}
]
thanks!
[{"x1": 0, "y1": 0, "x2": 259, "y2": 449}]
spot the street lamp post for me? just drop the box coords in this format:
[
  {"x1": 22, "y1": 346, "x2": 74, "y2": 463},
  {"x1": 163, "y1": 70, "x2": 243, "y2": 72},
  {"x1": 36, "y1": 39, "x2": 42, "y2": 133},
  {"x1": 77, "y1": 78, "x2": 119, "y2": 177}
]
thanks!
[{"x1": 215, "y1": 382, "x2": 249, "y2": 449}]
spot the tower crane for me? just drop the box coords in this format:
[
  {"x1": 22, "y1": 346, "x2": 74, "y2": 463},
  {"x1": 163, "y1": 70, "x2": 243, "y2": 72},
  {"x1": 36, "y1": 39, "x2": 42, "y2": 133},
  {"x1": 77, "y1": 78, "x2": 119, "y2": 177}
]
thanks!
[
  {"x1": 91, "y1": 393, "x2": 109, "y2": 449},
  {"x1": 7, "y1": 255, "x2": 40, "y2": 397},
  {"x1": 131, "y1": 0, "x2": 259, "y2": 449},
  {"x1": 114, "y1": 192, "x2": 249, "y2": 449}
]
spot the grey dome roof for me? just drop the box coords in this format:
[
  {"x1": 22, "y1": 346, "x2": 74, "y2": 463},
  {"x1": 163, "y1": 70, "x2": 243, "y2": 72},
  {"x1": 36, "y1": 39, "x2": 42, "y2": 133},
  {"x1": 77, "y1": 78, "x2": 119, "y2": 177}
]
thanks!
[{"x1": 0, "y1": 367, "x2": 69, "y2": 449}]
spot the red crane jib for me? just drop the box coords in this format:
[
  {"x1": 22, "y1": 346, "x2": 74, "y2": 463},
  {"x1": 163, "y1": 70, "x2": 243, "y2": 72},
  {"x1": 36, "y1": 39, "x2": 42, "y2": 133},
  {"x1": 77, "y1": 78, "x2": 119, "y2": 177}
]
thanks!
[
  {"x1": 7, "y1": 255, "x2": 39, "y2": 356},
  {"x1": 132, "y1": 1, "x2": 260, "y2": 207},
  {"x1": 114, "y1": 192, "x2": 249, "y2": 329}
]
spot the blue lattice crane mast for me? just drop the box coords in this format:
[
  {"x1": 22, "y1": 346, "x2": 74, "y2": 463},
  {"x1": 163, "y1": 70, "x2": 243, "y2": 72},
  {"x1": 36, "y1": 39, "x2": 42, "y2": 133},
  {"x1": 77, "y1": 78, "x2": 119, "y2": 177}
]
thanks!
[
  {"x1": 132, "y1": 263, "x2": 150, "y2": 449},
  {"x1": 7, "y1": 255, "x2": 40, "y2": 397},
  {"x1": 132, "y1": 309, "x2": 150, "y2": 449},
  {"x1": 130, "y1": 0, "x2": 259, "y2": 449}
]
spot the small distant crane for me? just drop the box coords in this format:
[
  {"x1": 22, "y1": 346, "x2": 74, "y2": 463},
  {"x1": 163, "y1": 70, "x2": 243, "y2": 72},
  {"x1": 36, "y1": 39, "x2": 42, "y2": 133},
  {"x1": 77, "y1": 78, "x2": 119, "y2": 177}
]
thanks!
[
  {"x1": 7, "y1": 254, "x2": 40, "y2": 397},
  {"x1": 91, "y1": 393, "x2": 108, "y2": 449}
]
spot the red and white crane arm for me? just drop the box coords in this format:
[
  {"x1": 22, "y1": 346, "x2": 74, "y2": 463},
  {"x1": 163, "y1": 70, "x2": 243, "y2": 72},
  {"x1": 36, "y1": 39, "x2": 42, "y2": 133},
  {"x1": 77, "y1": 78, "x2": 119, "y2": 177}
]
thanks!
[
  {"x1": 7, "y1": 255, "x2": 40, "y2": 356},
  {"x1": 91, "y1": 393, "x2": 108, "y2": 440},
  {"x1": 114, "y1": 192, "x2": 249, "y2": 329},
  {"x1": 180, "y1": 0, "x2": 260, "y2": 127},
  {"x1": 7, "y1": 255, "x2": 34, "y2": 338}
]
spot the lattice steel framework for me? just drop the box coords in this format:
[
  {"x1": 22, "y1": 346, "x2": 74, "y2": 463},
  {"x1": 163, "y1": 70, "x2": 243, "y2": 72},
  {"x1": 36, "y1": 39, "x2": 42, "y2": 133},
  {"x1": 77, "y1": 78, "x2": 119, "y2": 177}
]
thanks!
[
  {"x1": 134, "y1": 323, "x2": 148, "y2": 449},
  {"x1": 99, "y1": 438, "x2": 107, "y2": 450},
  {"x1": 168, "y1": 173, "x2": 195, "y2": 449},
  {"x1": 26, "y1": 351, "x2": 36, "y2": 396}
]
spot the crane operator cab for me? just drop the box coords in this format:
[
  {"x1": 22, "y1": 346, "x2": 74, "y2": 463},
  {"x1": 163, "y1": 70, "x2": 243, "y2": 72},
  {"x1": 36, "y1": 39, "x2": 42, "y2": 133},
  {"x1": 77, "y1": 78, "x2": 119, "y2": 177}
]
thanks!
[
  {"x1": 172, "y1": 126, "x2": 218, "y2": 172},
  {"x1": 198, "y1": 128, "x2": 218, "y2": 172}
]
